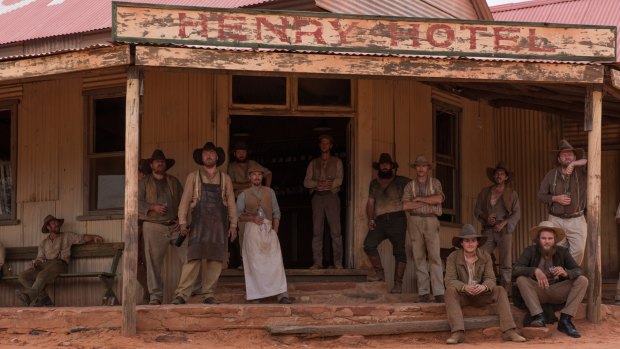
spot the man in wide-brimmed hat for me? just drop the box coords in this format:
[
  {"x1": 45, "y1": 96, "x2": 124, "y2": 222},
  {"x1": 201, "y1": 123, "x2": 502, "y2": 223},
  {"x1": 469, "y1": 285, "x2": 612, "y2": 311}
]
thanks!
[
  {"x1": 538, "y1": 139, "x2": 588, "y2": 265},
  {"x1": 402, "y1": 155, "x2": 445, "y2": 303},
  {"x1": 444, "y1": 224, "x2": 526, "y2": 344},
  {"x1": 138, "y1": 149, "x2": 184, "y2": 305},
  {"x1": 16, "y1": 215, "x2": 103, "y2": 307},
  {"x1": 474, "y1": 161, "x2": 521, "y2": 290},
  {"x1": 513, "y1": 221, "x2": 588, "y2": 338},
  {"x1": 171, "y1": 142, "x2": 237, "y2": 305},
  {"x1": 235, "y1": 164, "x2": 291, "y2": 304},
  {"x1": 363, "y1": 153, "x2": 410, "y2": 293},
  {"x1": 303, "y1": 134, "x2": 344, "y2": 269}
]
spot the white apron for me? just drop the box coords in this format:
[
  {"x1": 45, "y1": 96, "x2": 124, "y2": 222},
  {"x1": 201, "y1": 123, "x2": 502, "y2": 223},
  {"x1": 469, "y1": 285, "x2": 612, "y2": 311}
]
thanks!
[{"x1": 242, "y1": 219, "x2": 288, "y2": 300}]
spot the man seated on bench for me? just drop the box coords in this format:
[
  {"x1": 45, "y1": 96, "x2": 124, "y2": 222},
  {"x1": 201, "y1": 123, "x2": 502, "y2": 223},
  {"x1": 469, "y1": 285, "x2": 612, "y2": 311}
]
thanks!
[
  {"x1": 0, "y1": 242, "x2": 5, "y2": 277},
  {"x1": 16, "y1": 215, "x2": 104, "y2": 307}
]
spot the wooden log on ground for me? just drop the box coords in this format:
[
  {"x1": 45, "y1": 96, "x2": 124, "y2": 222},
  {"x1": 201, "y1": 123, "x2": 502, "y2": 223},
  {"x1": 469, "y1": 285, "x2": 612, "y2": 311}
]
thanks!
[{"x1": 266, "y1": 315, "x2": 499, "y2": 337}]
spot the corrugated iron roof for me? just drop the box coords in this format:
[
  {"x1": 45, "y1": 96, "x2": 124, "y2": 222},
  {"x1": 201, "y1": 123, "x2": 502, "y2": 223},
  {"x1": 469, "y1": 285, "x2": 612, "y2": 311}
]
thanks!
[
  {"x1": 491, "y1": 0, "x2": 620, "y2": 61},
  {"x1": 0, "y1": 0, "x2": 276, "y2": 45},
  {"x1": 315, "y1": 0, "x2": 479, "y2": 20}
]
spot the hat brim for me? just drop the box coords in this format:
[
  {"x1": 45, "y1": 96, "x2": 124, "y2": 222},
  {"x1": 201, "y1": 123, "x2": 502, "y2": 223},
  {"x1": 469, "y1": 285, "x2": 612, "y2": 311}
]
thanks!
[
  {"x1": 145, "y1": 158, "x2": 175, "y2": 170},
  {"x1": 452, "y1": 235, "x2": 488, "y2": 249},
  {"x1": 551, "y1": 148, "x2": 585, "y2": 163},
  {"x1": 372, "y1": 162, "x2": 399, "y2": 170},
  {"x1": 410, "y1": 162, "x2": 434, "y2": 169},
  {"x1": 193, "y1": 147, "x2": 226, "y2": 167},
  {"x1": 528, "y1": 225, "x2": 566, "y2": 243},
  {"x1": 42, "y1": 218, "x2": 64, "y2": 233},
  {"x1": 486, "y1": 167, "x2": 512, "y2": 183}
]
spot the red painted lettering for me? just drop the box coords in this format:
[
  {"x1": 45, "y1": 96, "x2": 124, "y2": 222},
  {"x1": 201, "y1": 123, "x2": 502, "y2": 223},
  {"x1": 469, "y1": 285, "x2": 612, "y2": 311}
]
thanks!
[
  {"x1": 528, "y1": 29, "x2": 556, "y2": 52},
  {"x1": 178, "y1": 12, "x2": 208, "y2": 38},
  {"x1": 329, "y1": 20, "x2": 358, "y2": 44},
  {"x1": 494, "y1": 27, "x2": 520, "y2": 51},
  {"x1": 256, "y1": 16, "x2": 289, "y2": 43},
  {"x1": 426, "y1": 24, "x2": 455, "y2": 48},
  {"x1": 293, "y1": 18, "x2": 326, "y2": 44},
  {"x1": 218, "y1": 15, "x2": 247, "y2": 41},
  {"x1": 461, "y1": 25, "x2": 487, "y2": 49},
  {"x1": 389, "y1": 23, "x2": 420, "y2": 47}
]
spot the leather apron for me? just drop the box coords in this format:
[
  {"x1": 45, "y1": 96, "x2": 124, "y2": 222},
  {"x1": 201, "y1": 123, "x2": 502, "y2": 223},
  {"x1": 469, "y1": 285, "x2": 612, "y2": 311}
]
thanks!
[{"x1": 187, "y1": 174, "x2": 228, "y2": 261}]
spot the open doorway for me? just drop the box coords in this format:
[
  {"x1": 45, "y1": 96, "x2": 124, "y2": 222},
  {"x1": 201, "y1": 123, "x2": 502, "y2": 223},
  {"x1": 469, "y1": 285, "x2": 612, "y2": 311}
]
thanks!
[{"x1": 229, "y1": 116, "x2": 350, "y2": 269}]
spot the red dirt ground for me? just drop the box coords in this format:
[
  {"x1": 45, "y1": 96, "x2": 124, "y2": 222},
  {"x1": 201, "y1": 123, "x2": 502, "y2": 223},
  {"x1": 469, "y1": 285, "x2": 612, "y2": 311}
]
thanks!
[{"x1": 1, "y1": 305, "x2": 620, "y2": 348}]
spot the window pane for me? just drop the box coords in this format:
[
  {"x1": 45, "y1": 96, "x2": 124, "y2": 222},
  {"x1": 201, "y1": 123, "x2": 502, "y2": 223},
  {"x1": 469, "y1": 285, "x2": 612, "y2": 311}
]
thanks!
[
  {"x1": 436, "y1": 164, "x2": 454, "y2": 211},
  {"x1": 232, "y1": 75, "x2": 287, "y2": 105},
  {"x1": 94, "y1": 96, "x2": 125, "y2": 153},
  {"x1": 298, "y1": 78, "x2": 351, "y2": 106},
  {"x1": 89, "y1": 156, "x2": 125, "y2": 210},
  {"x1": 0, "y1": 109, "x2": 12, "y2": 217},
  {"x1": 435, "y1": 109, "x2": 455, "y2": 157}
]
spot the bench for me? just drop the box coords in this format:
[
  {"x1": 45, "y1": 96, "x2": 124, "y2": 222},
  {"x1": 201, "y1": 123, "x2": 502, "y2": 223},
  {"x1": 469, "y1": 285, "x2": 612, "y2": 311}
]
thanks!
[{"x1": 2, "y1": 242, "x2": 124, "y2": 306}]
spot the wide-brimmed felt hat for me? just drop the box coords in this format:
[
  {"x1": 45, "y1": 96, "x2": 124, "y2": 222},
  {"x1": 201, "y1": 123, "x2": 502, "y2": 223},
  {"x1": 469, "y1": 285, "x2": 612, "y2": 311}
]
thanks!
[
  {"x1": 147, "y1": 149, "x2": 175, "y2": 170},
  {"x1": 139, "y1": 158, "x2": 152, "y2": 175},
  {"x1": 486, "y1": 161, "x2": 512, "y2": 183},
  {"x1": 232, "y1": 141, "x2": 248, "y2": 151},
  {"x1": 372, "y1": 153, "x2": 399, "y2": 170},
  {"x1": 318, "y1": 134, "x2": 334, "y2": 144},
  {"x1": 551, "y1": 139, "x2": 584, "y2": 162},
  {"x1": 528, "y1": 221, "x2": 566, "y2": 243},
  {"x1": 410, "y1": 155, "x2": 434, "y2": 168},
  {"x1": 193, "y1": 142, "x2": 226, "y2": 167},
  {"x1": 41, "y1": 214, "x2": 64, "y2": 234},
  {"x1": 452, "y1": 224, "x2": 487, "y2": 249},
  {"x1": 247, "y1": 163, "x2": 266, "y2": 175}
]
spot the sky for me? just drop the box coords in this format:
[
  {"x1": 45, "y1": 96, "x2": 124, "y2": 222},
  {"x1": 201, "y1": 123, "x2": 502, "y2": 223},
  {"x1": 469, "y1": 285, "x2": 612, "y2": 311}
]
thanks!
[{"x1": 486, "y1": 0, "x2": 528, "y2": 6}]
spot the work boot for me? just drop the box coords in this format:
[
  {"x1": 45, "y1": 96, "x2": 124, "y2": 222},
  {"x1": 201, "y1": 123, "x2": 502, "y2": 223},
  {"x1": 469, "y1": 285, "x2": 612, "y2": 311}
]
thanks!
[
  {"x1": 434, "y1": 295, "x2": 445, "y2": 303},
  {"x1": 528, "y1": 313, "x2": 545, "y2": 327},
  {"x1": 203, "y1": 297, "x2": 219, "y2": 304},
  {"x1": 502, "y1": 329, "x2": 526, "y2": 342},
  {"x1": 171, "y1": 296, "x2": 185, "y2": 305},
  {"x1": 558, "y1": 313, "x2": 581, "y2": 338},
  {"x1": 31, "y1": 295, "x2": 54, "y2": 307},
  {"x1": 367, "y1": 255, "x2": 384, "y2": 282},
  {"x1": 418, "y1": 294, "x2": 430, "y2": 303},
  {"x1": 15, "y1": 290, "x2": 31, "y2": 307},
  {"x1": 390, "y1": 262, "x2": 406, "y2": 293},
  {"x1": 446, "y1": 330, "x2": 464, "y2": 344}
]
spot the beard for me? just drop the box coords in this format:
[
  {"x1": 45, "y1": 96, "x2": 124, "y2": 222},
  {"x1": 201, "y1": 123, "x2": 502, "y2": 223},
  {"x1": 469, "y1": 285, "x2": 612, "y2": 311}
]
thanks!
[
  {"x1": 378, "y1": 169, "x2": 394, "y2": 179},
  {"x1": 236, "y1": 158, "x2": 248, "y2": 163}
]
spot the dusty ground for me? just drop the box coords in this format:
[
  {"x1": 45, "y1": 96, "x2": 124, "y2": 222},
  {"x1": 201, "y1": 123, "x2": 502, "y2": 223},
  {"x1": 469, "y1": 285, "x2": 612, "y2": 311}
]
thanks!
[{"x1": 1, "y1": 305, "x2": 620, "y2": 349}]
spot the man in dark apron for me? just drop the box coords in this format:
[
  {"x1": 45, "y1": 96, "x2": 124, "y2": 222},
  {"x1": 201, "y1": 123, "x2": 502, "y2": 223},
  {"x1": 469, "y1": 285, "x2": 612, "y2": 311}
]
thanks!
[{"x1": 171, "y1": 142, "x2": 237, "y2": 304}]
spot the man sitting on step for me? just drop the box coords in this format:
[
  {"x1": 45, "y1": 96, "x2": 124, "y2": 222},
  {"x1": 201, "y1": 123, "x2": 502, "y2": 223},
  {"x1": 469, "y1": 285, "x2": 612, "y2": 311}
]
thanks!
[
  {"x1": 363, "y1": 153, "x2": 410, "y2": 293},
  {"x1": 444, "y1": 224, "x2": 526, "y2": 344}
]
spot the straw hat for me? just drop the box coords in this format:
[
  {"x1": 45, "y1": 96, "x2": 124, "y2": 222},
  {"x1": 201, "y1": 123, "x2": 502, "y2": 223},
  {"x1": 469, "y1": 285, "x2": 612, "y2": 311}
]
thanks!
[
  {"x1": 41, "y1": 215, "x2": 64, "y2": 234},
  {"x1": 410, "y1": 155, "x2": 434, "y2": 168},
  {"x1": 528, "y1": 221, "x2": 566, "y2": 243}
]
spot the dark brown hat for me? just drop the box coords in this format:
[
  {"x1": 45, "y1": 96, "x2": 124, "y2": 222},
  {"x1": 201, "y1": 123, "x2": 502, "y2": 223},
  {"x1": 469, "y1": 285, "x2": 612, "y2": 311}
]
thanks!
[
  {"x1": 41, "y1": 214, "x2": 64, "y2": 234},
  {"x1": 372, "y1": 153, "x2": 399, "y2": 170},
  {"x1": 486, "y1": 161, "x2": 512, "y2": 183},
  {"x1": 410, "y1": 155, "x2": 434, "y2": 168},
  {"x1": 528, "y1": 221, "x2": 566, "y2": 244},
  {"x1": 551, "y1": 139, "x2": 584, "y2": 161},
  {"x1": 232, "y1": 141, "x2": 248, "y2": 151},
  {"x1": 452, "y1": 224, "x2": 487, "y2": 249},
  {"x1": 193, "y1": 142, "x2": 226, "y2": 167},
  {"x1": 147, "y1": 149, "x2": 175, "y2": 170}
]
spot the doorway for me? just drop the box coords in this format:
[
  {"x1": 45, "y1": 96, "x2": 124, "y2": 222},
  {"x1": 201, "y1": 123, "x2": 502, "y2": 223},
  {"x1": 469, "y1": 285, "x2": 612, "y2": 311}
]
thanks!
[{"x1": 229, "y1": 116, "x2": 350, "y2": 269}]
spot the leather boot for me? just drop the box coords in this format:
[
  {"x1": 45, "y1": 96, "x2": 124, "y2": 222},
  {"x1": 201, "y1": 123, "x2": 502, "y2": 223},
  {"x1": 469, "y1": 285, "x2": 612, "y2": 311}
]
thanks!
[
  {"x1": 367, "y1": 255, "x2": 385, "y2": 282},
  {"x1": 528, "y1": 313, "x2": 546, "y2": 327},
  {"x1": 446, "y1": 330, "x2": 464, "y2": 344},
  {"x1": 390, "y1": 262, "x2": 406, "y2": 293},
  {"x1": 558, "y1": 313, "x2": 581, "y2": 338}
]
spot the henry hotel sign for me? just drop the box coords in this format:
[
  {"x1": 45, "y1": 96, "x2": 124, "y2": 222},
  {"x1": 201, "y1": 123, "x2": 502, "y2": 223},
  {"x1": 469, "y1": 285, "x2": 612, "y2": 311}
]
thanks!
[{"x1": 112, "y1": 2, "x2": 616, "y2": 62}]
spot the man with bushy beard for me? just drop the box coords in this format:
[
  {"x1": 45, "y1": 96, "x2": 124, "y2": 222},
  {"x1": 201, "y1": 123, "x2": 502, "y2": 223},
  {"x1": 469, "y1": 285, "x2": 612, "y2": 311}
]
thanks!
[
  {"x1": 474, "y1": 162, "x2": 520, "y2": 290},
  {"x1": 363, "y1": 153, "x2": 410, "y2": 293},
  {"x1": 513, "y1": 221, "x2": 588, "y2": 338},
  {"x1": 538, "y1": 140, "x2": 587, "y2": 265}
]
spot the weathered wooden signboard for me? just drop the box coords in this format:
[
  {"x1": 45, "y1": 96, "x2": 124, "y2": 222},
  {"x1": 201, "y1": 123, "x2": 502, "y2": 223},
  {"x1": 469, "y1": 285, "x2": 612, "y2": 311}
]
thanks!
[{"x1": 112, "y1": 2, "x2": 616, "y2": 61}]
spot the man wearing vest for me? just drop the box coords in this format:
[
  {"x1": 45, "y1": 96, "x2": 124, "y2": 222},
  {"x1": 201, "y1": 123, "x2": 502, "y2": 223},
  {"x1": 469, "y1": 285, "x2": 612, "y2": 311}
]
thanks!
[
  {"x1": 402, "y1": 155, "x2": 445, "y2": 303},
  {"x1": 172, "y1": 142, "x2": 237, "y2": 305},
  {"x1": 304, "y1": 134, "x2": 344, "y2": 269},
  {"x1": 474, "y1": 162, "x2": 521, "y2": 290},
  {"x1": 138, "y1": 149, "x2": 184, "y2": 305},
  {"x1": 236, "y1": 164, "x2": 291, "y2": 304},
  {"x1": 537, "y1": 140, "x2": 588, "y2": 265}
]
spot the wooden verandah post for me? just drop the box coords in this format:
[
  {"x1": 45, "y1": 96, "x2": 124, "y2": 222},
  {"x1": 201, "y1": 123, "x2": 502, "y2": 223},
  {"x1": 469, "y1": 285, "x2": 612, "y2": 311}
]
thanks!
[
  {"x1": 585, "y1": 84, "x2": 603, "y2": 323},
  {"x1": 122, "y1": 65, "x2": 140, "y2": 336}
]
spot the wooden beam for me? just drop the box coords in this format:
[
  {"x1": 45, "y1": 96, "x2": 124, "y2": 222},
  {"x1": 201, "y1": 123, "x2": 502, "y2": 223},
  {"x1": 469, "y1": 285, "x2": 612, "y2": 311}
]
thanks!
[
  {"x1": 122, "y1": 66, "x2": 140, "y2": 336},
  {"x1": 586, "y1": 84, "x2": 603, "y2": 323},
  {"x1": 0, "y1": 46, "x2": 131, "y2": 82},
  {"x1": 266, "y1": 316, "x2": 499, "y2": 337},
  {"x1": 135, "y1": 46, "x2": 605, "y2": 84}
]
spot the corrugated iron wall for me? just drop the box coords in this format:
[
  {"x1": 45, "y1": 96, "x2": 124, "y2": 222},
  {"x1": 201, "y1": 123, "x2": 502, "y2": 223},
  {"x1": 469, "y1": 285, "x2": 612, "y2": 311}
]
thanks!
[
  {"x1": 316, "y1": 0, "x2": 479, "y2": 19},
  {"x1": 492, "y1": 107, "x2": 561, "y2": 260}
]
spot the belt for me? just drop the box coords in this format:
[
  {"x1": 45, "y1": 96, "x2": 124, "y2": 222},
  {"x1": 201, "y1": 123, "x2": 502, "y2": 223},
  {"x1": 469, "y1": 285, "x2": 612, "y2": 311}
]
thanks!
[
  {"x1": 150, "y1": 220, "x2": 177, "y2": 226},
  {"x1": 409, "y1": 213, "x2": 436, "y2": 218},
  {"x1": 549, "y1": 211, "x2": 583, "y2": 219},
  {"x1": 376, "y1": 211, "x2": 406, "y2": 221}
]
